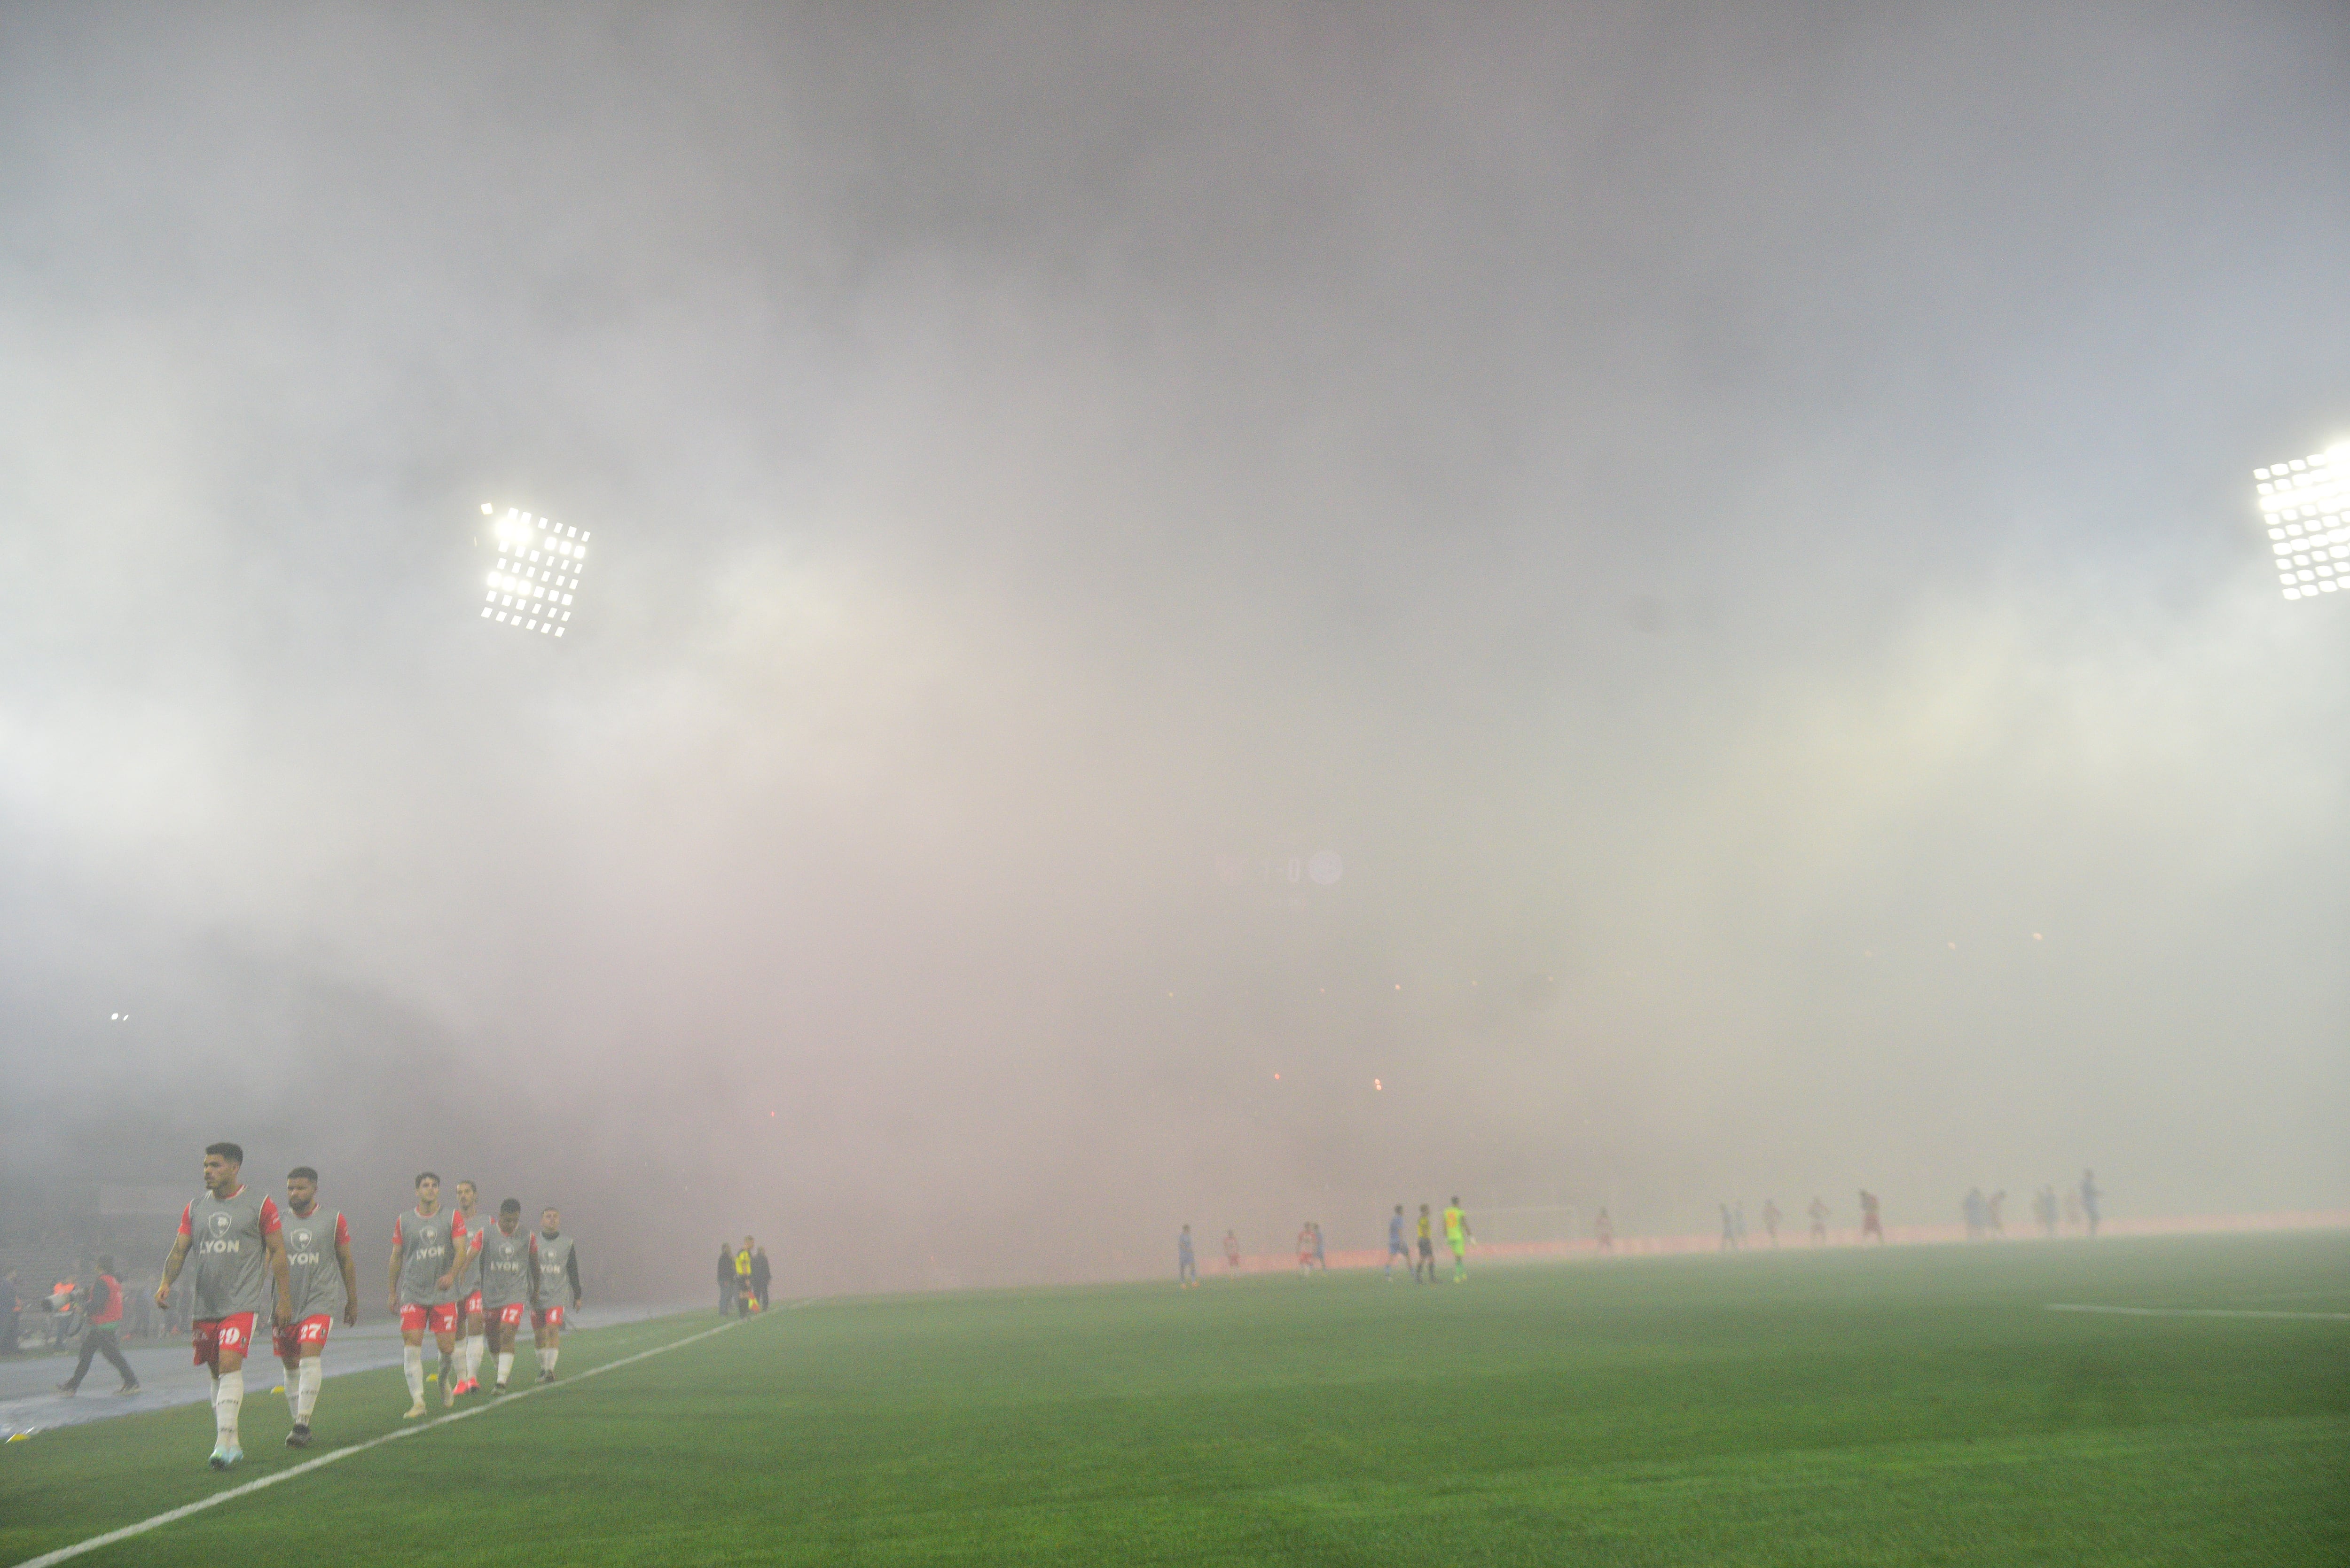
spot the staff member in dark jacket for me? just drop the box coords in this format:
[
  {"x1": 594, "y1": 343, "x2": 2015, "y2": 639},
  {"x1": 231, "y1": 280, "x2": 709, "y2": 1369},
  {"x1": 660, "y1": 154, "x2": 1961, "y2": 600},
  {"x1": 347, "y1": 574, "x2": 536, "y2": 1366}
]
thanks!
[
  {"x1": 57, "y1": 1255, "x2": 141, "y2": 1396},
  {"x1": 717, "y1": 1242, "x2": 739, "y2": 1314},
  {"x1": 749, "y1": 1245, "x2": 771, "y2": 1310}
]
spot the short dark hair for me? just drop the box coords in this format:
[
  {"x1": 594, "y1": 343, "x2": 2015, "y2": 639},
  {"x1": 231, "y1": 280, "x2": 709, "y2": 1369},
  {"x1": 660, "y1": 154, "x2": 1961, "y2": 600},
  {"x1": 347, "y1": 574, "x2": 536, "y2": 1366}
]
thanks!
[
  {"x1": 499, "y1": 1198, "x2": 521, "y2": 1214},
  {"x1": 205, "y1": 1141, "x2": 244, "y2": 1164},
  {"x1": 457, "y1": 1178, "x2": 477, "y2": 1189},
  {"x1": 287, "y1": 1166, "x2": 318, "y2": 1183},
  {"x1": 415, "y1": 1171, "x2": 439, "y2": 1187}
]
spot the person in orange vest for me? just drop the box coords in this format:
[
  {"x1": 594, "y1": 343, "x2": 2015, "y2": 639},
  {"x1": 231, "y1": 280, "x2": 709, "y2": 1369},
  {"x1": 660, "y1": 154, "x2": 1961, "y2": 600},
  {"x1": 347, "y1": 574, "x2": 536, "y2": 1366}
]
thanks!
[
  {"x1": 58, "y1": 1255, "x2": 141, "y2": 1395},
  {"x1": 48, "y1": 1276, "x2": 78, "y2": 1350}
]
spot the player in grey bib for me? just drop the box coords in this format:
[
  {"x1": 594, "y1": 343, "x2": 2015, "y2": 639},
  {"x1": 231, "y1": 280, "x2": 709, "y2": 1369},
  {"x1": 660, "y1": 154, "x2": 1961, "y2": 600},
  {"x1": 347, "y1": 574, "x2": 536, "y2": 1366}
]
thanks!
[
  {"x1": 476, "y1": 1201, "x2": 536, "y2": 1391},
  {"x1": 532, "y1": 1232, "x2": 577, "y2": 1310},
  {"x1": 478, "y1": 1220, "x2": 534, "y2": 1311},
  {"x1": 282, "y1": 1210, "x2": 349, "y2": 1322},
  {"x1": 156, "y1": 1142, "x2": 291, "y2": 1471},
  {"x1": 393, "y1": 1207, "x2": 462, "y2": 1308},
  {"x1": 274, "y1": 1167, "x2": 360, "y2": 1447},
  {"x1": 185, "y1": 1184, "x2": 279, "y2": 1320},
  {"x1": 529, "y1": 1210, "x2": 581, "y2": 1383},
  {"x1": 388, "y1": 1173, "x2": 469, "y2": 1415}
]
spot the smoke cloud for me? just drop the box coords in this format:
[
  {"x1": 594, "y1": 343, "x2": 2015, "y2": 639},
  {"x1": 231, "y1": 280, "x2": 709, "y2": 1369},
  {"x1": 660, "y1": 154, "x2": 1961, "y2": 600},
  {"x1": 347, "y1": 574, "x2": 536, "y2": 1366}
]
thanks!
[{"x1": 3, "y1": 3, "x2": 2346, "y2": 1295}]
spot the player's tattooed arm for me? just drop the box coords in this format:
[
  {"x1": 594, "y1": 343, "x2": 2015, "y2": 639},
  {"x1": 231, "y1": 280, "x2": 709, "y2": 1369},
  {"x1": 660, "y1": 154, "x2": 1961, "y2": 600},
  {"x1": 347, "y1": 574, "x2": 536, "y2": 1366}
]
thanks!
[
  {"x1": 388, "y1": 1244, "x2": 403, "y2": 1314},
  {"x1": 335, "y1": 1231, "x2": 361, "y2": 1328},
  {"x1": 266, "y1": 1225, "x2": 293, "y2": 1327},
  {"x1": 156, "y1": 1233, "x2": 191, "y2": 1310}
]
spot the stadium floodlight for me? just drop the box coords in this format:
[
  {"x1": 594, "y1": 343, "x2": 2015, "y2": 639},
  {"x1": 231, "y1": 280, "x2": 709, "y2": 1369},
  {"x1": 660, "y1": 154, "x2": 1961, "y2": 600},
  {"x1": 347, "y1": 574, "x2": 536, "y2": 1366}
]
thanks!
[
  {"x1": 2253, "y1": 443, "x2": 2350, "y2": 601},
  {"x1": 476, "y1": 502, "x2": 591, "y2": 637}
]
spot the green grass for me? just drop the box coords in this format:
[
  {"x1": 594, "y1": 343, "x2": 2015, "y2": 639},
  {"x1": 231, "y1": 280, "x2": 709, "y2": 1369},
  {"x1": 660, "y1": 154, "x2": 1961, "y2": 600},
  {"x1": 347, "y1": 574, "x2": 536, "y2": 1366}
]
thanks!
[{"x1": 5, "y1": 1233, "x2": 2347, "y2": 1565}]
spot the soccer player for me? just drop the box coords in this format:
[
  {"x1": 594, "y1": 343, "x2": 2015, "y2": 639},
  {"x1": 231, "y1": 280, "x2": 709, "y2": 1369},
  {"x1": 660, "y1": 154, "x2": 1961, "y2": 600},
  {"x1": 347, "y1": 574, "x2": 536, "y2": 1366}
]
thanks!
[
  {"x1": 1222, "y1": 1230, "x2": 1241, "y2": 1272},
  {"x1": 1311, "y1": 1222, "x2": 1326, "y2": 1272},
  {"x1": 1719, "y1": 1203, "x2": 1737, "y2": 1252},
  {"x1": 1594, "y1": 1207, "x2": 1613, "y2": 1253},
  {"x1": 449, "y1": 1179, "x2": 486, "y2": 1395},
  {"x1": 1443, "y1": 1198, "x2": 1472, "y2": 1282},
  {"x1": 529, "y1": 1206, "x2": 580, "y2": 1382},
  {"x1": 1177, "y1": 1225, "x2": 1198, "y2": 1287},
  {"x1": 1761, "y1": 1199, "x2": 1781, "y2": 1246},
  {"x1": 473, "y1": 1200, "x2": 535, "y2": 1393},
  {"x1": 1295, "y1": 1222, "x2": 1315, "y2": 1275},
  {"x1": 1807, "y1": 1196, "x2": 1829, "y2": 1245},
  {"x1": 155, "y1": 1141, "x2": 290, "y2": 1469},
  {"x1": 1414, "y1": 1204, "x2": 1435, "y2": 1283},
  {"x1": 1858, "y1": 1189, "x2": 1884, "y2": 1244},
  {"x1": 272, "y1": 1167, "x2": 357, "y2": 1446},
  {"x1": 389, "y1": 1171, "x2": 468, "y2": 1417},
  {"x1": 1385, "y1": 1205, "x2": 1409, "y2": 1279},
  {"x1": 2079, "y1": 1170, "x2": 2101, "y2": 1238}
]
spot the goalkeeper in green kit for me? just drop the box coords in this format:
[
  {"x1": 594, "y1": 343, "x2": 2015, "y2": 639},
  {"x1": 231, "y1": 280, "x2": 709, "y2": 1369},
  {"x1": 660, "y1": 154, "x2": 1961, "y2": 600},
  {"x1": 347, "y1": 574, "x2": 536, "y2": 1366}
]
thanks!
[{"x1": 1443, "y1": 1198, "x2": 1473, "y2": 1282}]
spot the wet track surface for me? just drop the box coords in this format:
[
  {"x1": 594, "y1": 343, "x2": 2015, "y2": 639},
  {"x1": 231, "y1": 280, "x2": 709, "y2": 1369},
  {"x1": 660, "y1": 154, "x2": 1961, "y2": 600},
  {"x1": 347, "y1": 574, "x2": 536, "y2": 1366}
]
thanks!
[{"x1": 0, "y1": 1305, "x2": 682, "y2": 1440}]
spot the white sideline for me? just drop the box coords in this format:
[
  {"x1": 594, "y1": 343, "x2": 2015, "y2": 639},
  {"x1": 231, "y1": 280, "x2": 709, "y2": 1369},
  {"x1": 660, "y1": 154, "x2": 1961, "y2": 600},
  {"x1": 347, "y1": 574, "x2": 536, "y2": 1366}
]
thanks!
[
  {"x1": 2045, "y1": 1303, "x2": 2350, "y2": 1322},
  {"x1": 10, "y1": 1304, "x2": 800, "y2": 1568}
]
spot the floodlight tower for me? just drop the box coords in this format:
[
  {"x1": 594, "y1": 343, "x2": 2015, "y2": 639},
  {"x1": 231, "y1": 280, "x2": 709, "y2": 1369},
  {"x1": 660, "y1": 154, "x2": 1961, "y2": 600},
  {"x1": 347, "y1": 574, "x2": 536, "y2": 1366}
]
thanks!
[
  {"x1": 477, "y1": 503, "x2": 590, "y2": 636},
  {"x1": 2253, "y1": 444, "x2": 2349, "y2": 600}
]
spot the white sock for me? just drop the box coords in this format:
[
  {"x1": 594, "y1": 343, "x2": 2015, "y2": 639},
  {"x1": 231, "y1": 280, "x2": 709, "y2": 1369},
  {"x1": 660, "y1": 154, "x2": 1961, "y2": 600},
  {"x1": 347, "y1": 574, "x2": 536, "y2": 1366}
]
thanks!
[
  {"x1": 214, "y1": 1369, "x2": 244, "y2": 1448},
  {"x1": 402, "y1": 1346, "x2": 425, "y2": 1401},
  {"x1": 468, "y1": 1335, "x2": 486, "y2": 1380},
  {"x1": 284, "y1": 1369, "x2": 301, "y2": 1421},
  {"x1": 542, "y1": 1347, "x2": 558, "y2": 1373},
  {"x1": 296, "y1": 1359, "x2": 321, "y2": 1423},
  {"x1": 495, "y1": 1351, "x2": 513, "y2": 1385}
]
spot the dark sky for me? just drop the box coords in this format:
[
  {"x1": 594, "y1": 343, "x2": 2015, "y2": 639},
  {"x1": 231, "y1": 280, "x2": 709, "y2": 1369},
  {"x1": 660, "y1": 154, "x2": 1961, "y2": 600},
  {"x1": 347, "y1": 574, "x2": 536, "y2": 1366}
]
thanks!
[{"x1": 3, "y1": 3, "x2": 2346, "y2": 1295}]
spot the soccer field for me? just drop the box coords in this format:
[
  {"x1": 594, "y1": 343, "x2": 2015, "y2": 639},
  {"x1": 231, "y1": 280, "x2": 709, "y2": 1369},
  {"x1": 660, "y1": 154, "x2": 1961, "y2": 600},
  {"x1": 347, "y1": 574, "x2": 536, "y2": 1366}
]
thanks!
[{"x1": 4, "y1": 1233, "x2": 2346, "y2": 1567}]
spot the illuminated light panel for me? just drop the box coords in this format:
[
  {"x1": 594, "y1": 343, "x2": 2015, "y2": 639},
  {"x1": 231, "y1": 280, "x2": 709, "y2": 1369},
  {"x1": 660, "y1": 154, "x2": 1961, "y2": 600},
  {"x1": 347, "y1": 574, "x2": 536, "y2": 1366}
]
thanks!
[
  {"x1": 2254, "y1": 444, "x2": 2350, "y2": 601},
  {"x1": 476, "y1": 502, "x2": 594, "y2": 634}
]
